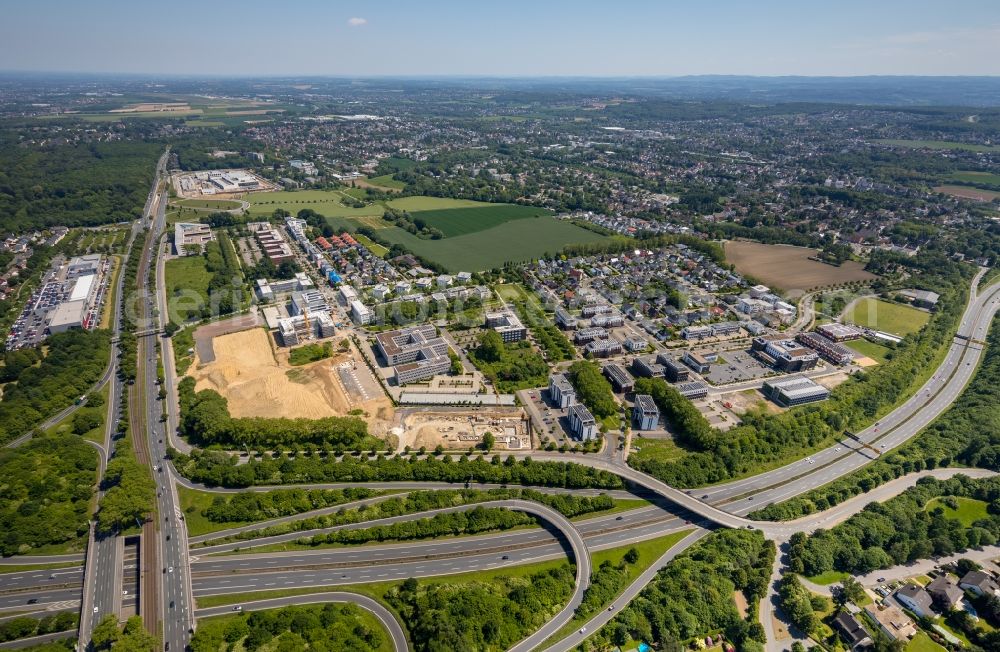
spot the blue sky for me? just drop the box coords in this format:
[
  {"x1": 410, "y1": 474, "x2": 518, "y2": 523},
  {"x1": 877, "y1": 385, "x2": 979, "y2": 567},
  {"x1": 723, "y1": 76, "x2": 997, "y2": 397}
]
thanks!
[{"x1": 2, "y1": 0, "x2": 999, "y2": 76}]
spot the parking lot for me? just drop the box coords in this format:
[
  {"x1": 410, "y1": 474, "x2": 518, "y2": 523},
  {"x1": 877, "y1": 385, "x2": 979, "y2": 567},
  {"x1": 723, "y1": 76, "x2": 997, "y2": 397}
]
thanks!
[
  {"x1": 520, "y1": 388, "x2": 575, "y2": 446},
  {"x1": 703, "y1": 349, "x2": 772, "y2": 386}
]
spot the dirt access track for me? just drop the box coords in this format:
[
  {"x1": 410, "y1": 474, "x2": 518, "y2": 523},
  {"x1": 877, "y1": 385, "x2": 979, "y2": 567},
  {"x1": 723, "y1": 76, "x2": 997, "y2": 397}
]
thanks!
[{"x1": 189, "y1": 328, "x2": 394, "y2": 435}]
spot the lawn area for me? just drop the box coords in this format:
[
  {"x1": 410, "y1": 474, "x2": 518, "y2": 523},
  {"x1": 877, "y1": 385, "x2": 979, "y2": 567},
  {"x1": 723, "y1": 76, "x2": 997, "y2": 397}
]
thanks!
[
  {"x1": 875, "y1": 139, "x2": 1000, "y2": 153},
  {"x1": 98, "y1": 255, "x2": 122, "y2": 329},
  {"x1": 806, "y1": 570, "x2": 850, "y2": 586},
  {"x1": 0, "y1": 561, "x2": 81, "y2": 574},
  {"x1": 288, "y1": 342, "x2": 333, "y2": 366},
  {"x1": 355, "y1": 233, "x2": 389, "y2": 258},
  {"x1": 178, "y1": 485, "x2": 249, "y2": 537},
  {"x1": 845, "y1": 338, "x2": 892, "y2": 364},
  {"x1": 844, "y1": 298, "x2": 930, "y2": 336},
  {"x1": 907, "y1": 631, "x2": 947, "y2": 652},
  {"x1": 366, "y1": 174, "x2": 406, "y2": 190},
  {"x1": 164, "y1": 255, "x2": 213, "y2": 323},
  {"x1": 373, "y1": 216, "x2": 608, "y2": 272},
  {"x1": 628, "y1": 437, "x2": 687, "y2": 465},
  {"x1": 404, "y1": 204, "x2": 553, "y2": 238},
  {"x1": 175, "y1": 198, "x2": 242, "y2": 210},
  {"x1": 246, "y1": 189, "x2": 385, "y2": 218},
  {"x1": 925, "y1": 496, "x2": 989, "y2": 526}
]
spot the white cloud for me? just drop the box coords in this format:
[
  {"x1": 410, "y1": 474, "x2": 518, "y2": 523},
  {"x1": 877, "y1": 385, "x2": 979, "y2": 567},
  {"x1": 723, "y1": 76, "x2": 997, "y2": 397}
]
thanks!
[{"x1": 347, "y1": 17, "x2": 367, "y2": 27}]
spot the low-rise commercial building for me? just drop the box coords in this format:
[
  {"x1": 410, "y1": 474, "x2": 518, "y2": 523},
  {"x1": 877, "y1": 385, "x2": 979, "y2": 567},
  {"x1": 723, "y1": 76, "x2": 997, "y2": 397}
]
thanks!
[
  {"x1": 174, "y1": 222, "x2": 214, "y2": 256},
  {"x1": 676, "y1": 381, "x2": 708, "y2": 400},
  {"x1": 797, "y1": 331, "x2": 854, "y2": 366},
  {"x1": 657, "y1": 355, "x2": 690, "y2": 382},
  {"x1": 682, "y1": 350, "x2": 711, "y2": 373},
  {"x1": 351, "y1": 300, "x2": 373, "y2": 325},
  {"x1": 585, "y1": 338, "x2": 623, "y2": 358},
  {"x1": 752, "y1": 335, "x2": 819, "y2": 372},
  {"x1": 485, "y1": 310, "x2": 527, "y2": 343},
  {"x1": 603, "y1": 363, "x2": 634, "y2": 393},
  {"x1": 761, "y1": 376, "x2": 830, "y2": 407},
  {"x1": 817, "y1": 322, "x2": 863, "y2": 342}
]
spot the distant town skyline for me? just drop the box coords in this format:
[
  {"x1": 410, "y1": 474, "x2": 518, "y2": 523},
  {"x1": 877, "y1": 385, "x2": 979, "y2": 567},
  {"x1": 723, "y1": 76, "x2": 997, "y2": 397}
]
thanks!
[{"x1": 2, "y1": 0, "x2": 999, "y2": 77}]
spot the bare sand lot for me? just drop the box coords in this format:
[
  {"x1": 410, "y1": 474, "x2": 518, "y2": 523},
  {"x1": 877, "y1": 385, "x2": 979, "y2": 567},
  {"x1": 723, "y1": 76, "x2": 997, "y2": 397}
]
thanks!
[
  {"x1": 724, "y1": 241, "x2": 876, "y2": 295},
  {"x1": 190, "y1": 329, "x2": 393, "y2": 430}
]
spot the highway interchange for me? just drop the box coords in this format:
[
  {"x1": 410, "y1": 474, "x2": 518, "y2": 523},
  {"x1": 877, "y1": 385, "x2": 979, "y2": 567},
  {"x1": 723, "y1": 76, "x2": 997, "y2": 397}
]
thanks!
[{"x1": 1, "y1": 151, "x2": 999, "y2": 651}]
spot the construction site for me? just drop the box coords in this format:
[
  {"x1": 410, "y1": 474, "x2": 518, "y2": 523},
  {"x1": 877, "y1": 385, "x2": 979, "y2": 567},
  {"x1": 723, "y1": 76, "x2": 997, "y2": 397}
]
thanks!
[
  {"x1": 187, "y1": 327, "x2": 396, "y2": 439},
  {"x1": 398, "y1": 408, "x2": 532, "y2": 452},
  {"x1": 172, "y1": 169, "x2": 276, "y2": 198}
]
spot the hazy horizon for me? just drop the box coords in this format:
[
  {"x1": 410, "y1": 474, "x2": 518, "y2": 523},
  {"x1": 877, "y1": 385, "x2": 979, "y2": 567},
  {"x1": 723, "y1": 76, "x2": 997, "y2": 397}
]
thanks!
[{"x1": 2, "y1": 0, "x2": 999, "y2": 77}]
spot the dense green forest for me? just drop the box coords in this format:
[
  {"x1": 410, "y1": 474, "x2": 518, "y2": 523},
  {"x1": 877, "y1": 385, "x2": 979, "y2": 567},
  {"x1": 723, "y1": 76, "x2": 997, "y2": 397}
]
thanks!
[
  {"x1": 0, "y1": 139, "x2": 159, "y2": 232},
  {"x1": 188, "y1": 604, "x2": 387, "y2": 652},
  {"x1": 200, "y1": 488, "x2": 616, "y2": 546},
  {"x1": 629, "y1": 255, "x2": 972, "y2": 487},
  {"x1": 790, "y1": 475, "x2": 1000, "y2": 577},
  {"x1": 0, "y1": 328, "x2": 110, "y2": 445},
  {"x1": 588, "y1": 529, "x2": 774, "y2": 652},
  {"x1": 0, "y1": 435, "x2": 97, "y2": 556},
  {"x1": 171, "y1": 448, "x2": 624, "y2": 490},
  {"x1": 387, "y1": 565, "x2": 575, "y2": 651},
  {"x1": 178, "y1": 377, "x2": 377, "y2": 449},
  {"x1": 753, "y1": 312, "x2": 1000, "y2": 520}
]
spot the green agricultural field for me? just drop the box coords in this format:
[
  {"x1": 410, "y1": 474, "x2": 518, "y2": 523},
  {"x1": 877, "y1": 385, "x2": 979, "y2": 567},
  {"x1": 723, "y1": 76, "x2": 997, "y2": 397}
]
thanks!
[
  {"x1": 844, "y1": 298, "x2": 929, "y2": 336},
  {"x1": 948, "y1": 170, "x2": 1000, "y2": 188},
  {"x1": 845, "y1": 338, "x2": 892, "y2": 363},
  {"x1": 164, "y1": 255, "x2": 213, "y2": 323},
  {"x1": 925, "y1": 496, "x2": 989, "y2": 527},
  {"x1": 355, "y1": 233, "x2": 389, "y2": 258},
  {"x1": 175, "y1": 198, "x2": 242, "y2": 210},
  {"x1": 372, "y1": 217, "x2": 607, "y2": 272},
  {"x1": 386, "y1": 196, "x2": 487, "y2": 211},
  {"x1": 409, "y1": 204, "x2": 553, "y2": 238},
  {"x1": 875, "y1": 139, "x2": 1000, "y2": 153},
  {"x1": 366, "y1": 174, "x2": 406, "y2": 190},
  {"x1": 246, "y1": 190, "x2": 384, "y2": 218}
]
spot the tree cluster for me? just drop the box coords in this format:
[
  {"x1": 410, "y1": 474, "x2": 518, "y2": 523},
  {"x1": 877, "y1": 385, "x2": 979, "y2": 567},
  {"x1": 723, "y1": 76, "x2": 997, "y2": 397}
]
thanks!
[
  {"x1": 0, "y1": 329, "x2": 111, "y2": 445},
  {"x1": 387, "y1": 564, "x2": 575, "y2": 651},
  {"x1": 468, "y1": 332, "x2": 549, "y2": 392},
  {"x1": 0, "y1": 435, "x2": 97, "y2": 556},
  {"x1": 789, "y1": 475, "x2": 1000, "y2": 577},
  {"x1": 0, "y1": 608, "x2": 77, "y2": 642},
  {"x1": 173, "y1": 448, "x2": 624, "y2": 491},
  {"x1": 96, "y1": 439, "x2": 156, "y2": 535},
  {"x1": 586, "y1": 529, "x2": 774, "y2": 652},
  {"x1": 202, "y1": 487, "x2": 378, "y2": 525},
  {"x1": 188, "y1": 603, "x2": 385, "y2": 652},
  {"x1": 567, "y1": 360, "x2": 618, "y2": 418}
]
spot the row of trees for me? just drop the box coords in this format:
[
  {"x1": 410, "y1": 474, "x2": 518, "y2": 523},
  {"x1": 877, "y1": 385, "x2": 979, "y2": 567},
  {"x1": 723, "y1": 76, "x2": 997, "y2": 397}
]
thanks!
[
  {"x1": 172, "y1": 448, "x2": 624, "y2": 490},
  {"x1": 789, "y1": 475, "x2": 1000, "y2": 577},
  {"x1": 0, "y1": 329, "x2": 111, "y2": 445},
  {"x1": 202, "y1": 488, "x2": 616, "y2": 546},
  {"x1": 0, "y1": 613, "x2": 78, "y2": 643},
  {"x1": 0, "y1": 435, "x2": 98, "y2": 556},
  {"x1": 308, "y1": 505, "x2": 534, "y2": 547},
  {"x1": 96, "y1": 439, "x2": 156, "y2": 535},
  {"x1": 753, "y1": 310, "x2": 1000, "y2": 521},
  {"x1": 631, "y1": 255, "x2": 973, "y2": 487},
  {"x1": 586, "y1": 529, "x2": 775, "y2": 652},
  {"x1": 201, "y1": 487, "x2": 378, "y2": 524},
  {"x1": 90, "y1": 615, "x2": 157, "y2": 652},
  {"x1": 387, "y1": 565, "x2": 575, "y2": 651},
  {"x1": 567, "y1": 360, "x2": 618, "y2": 419},
  {"x1": 188, "y1": 603, "x2": 385, "y2": 652},
  {"x1": 574, "y1": 546, "x2": 641, "y2": 621},
  {"x1": 178, "y1": 377, "x2": 376, "y2": 450}
]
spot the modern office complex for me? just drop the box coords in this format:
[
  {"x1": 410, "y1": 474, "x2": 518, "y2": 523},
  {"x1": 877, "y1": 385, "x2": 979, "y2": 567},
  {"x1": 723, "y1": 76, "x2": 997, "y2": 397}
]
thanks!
[
  {"x1": 761, "y1": 376, "x2": 830, "y2": 407},
  {"x1": 633, "y1": 394, "x2": 659, "y2": 430}
]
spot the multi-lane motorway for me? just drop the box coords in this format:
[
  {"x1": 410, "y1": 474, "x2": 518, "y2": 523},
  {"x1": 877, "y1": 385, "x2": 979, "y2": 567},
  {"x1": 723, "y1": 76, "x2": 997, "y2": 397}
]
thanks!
[{"x1": 3, "y1": 144, "x2": 997, "y2": 652}]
